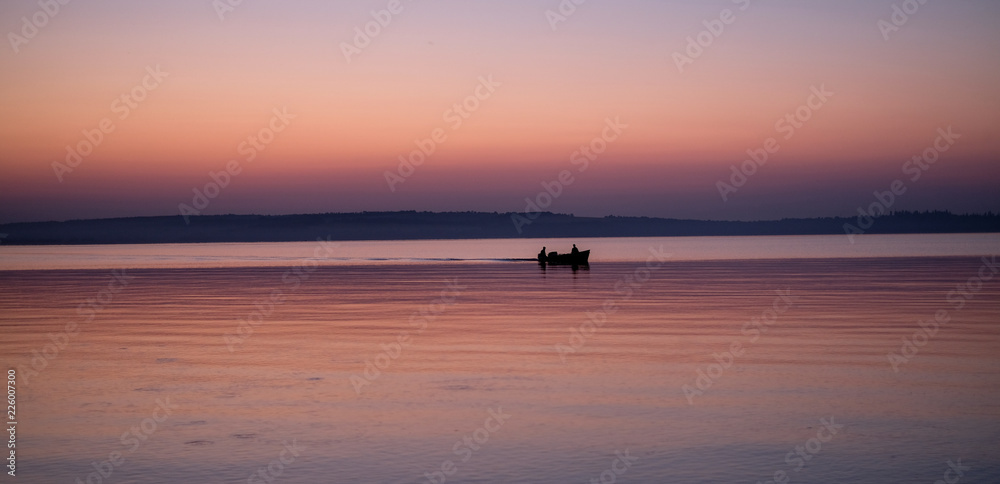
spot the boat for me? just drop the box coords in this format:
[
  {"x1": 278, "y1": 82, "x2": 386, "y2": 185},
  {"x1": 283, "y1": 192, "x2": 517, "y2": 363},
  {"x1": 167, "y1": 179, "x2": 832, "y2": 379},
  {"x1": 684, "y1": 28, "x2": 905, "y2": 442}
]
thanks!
[{"x1": 539, "y1": 249, "x2": 590, "y2": 266}]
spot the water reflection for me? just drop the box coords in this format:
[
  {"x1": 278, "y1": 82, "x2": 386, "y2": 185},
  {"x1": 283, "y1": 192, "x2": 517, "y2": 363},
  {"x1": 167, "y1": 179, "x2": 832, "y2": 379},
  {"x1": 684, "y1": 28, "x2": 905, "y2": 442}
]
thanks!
[{"x1": 1, "y1": 255, "x2": 998, "y2": 482}]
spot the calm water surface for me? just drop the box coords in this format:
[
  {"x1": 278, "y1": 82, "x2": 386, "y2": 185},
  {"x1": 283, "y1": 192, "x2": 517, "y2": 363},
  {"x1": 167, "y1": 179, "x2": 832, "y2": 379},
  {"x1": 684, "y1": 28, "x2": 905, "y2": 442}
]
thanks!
[
  {"x1": 1, "y1": 235, "x2": 998, "y2": 483},
  {"x1": 1, "y1": 233, "x2": 998, "y2": 270}
]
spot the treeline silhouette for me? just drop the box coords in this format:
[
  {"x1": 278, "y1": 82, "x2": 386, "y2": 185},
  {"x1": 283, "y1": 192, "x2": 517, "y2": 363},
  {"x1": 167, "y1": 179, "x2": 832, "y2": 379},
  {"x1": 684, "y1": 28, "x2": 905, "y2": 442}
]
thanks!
[{"x1": 0, "y1": 210, "x2": 997, "y2": 245}]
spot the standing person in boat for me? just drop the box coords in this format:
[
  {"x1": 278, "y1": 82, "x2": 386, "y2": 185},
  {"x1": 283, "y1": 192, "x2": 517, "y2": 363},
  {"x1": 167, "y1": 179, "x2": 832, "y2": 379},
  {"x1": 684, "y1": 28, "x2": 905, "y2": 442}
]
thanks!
[
  {"x1": 538, "y1": 247, "x2": 548, "y2": 264},
  {"x1": 571, "y1": 244, "x2": 579, "y2": 255}
]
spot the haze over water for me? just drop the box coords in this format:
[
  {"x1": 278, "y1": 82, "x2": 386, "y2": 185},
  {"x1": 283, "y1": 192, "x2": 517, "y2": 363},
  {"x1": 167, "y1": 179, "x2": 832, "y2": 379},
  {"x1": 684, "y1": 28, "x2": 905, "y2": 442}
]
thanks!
[{"x1": 2, "y1": 234, "x2": 998, "y2": 483}]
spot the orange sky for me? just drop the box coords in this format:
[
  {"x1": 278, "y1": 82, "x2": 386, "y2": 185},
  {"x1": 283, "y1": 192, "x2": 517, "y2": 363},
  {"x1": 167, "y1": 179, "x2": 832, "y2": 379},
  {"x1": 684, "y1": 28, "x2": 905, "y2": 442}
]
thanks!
[{"x1": 1, "y1": 0, "x2": 998, "y2": 222}]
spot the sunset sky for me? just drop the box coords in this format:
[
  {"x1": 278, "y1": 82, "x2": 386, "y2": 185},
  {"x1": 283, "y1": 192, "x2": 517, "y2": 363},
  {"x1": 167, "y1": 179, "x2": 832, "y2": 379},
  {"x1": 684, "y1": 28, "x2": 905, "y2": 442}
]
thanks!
[{"x1": 1, "y1": 0, "x2": 998, "y2": 223}]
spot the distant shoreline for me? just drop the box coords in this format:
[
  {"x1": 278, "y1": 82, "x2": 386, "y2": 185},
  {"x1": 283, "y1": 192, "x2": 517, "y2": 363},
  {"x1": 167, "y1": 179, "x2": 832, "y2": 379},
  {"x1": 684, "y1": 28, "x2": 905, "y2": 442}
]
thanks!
[{"x1": 0, "y1": 210, "x2": 997, "y2": 246}]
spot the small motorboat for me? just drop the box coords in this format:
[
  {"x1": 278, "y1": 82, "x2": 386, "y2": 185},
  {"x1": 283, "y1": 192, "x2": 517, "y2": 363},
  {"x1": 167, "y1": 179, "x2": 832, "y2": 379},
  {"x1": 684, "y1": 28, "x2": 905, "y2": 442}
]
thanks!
[{"x1": 539, "y1": 249, "x2": 589, "y2": 266}]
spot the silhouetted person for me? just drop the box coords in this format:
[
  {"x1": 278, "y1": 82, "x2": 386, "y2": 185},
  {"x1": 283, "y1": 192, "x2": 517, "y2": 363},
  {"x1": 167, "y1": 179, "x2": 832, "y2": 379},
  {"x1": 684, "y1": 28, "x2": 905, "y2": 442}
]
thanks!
[
  {"x1": 538, "y1": 247, "x2": 547, "y2": 264},
  {"x1": 571, "y1": 244, "x2": 579, "y2": 255}
]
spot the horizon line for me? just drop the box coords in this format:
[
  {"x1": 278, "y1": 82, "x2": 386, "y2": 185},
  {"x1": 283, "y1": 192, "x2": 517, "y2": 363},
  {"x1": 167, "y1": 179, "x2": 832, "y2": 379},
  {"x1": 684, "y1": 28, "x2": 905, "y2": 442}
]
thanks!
[{"x1": 2, "y1": 208, "x2": 997, "y2": 227}]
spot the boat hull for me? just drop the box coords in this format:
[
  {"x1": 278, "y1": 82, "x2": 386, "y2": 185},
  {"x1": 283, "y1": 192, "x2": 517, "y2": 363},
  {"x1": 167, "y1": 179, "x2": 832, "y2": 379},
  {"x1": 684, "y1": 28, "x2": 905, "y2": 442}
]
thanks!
[{"x1": 540, "y1": 250, "x2": 590, "y2": 266}]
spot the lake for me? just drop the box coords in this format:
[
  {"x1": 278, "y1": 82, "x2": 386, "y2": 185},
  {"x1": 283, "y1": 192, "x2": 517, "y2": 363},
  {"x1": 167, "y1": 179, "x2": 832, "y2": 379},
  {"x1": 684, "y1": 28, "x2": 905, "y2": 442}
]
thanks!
[{"x1": 1, "y1": 234, "x2": 998, "y2": 483}]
